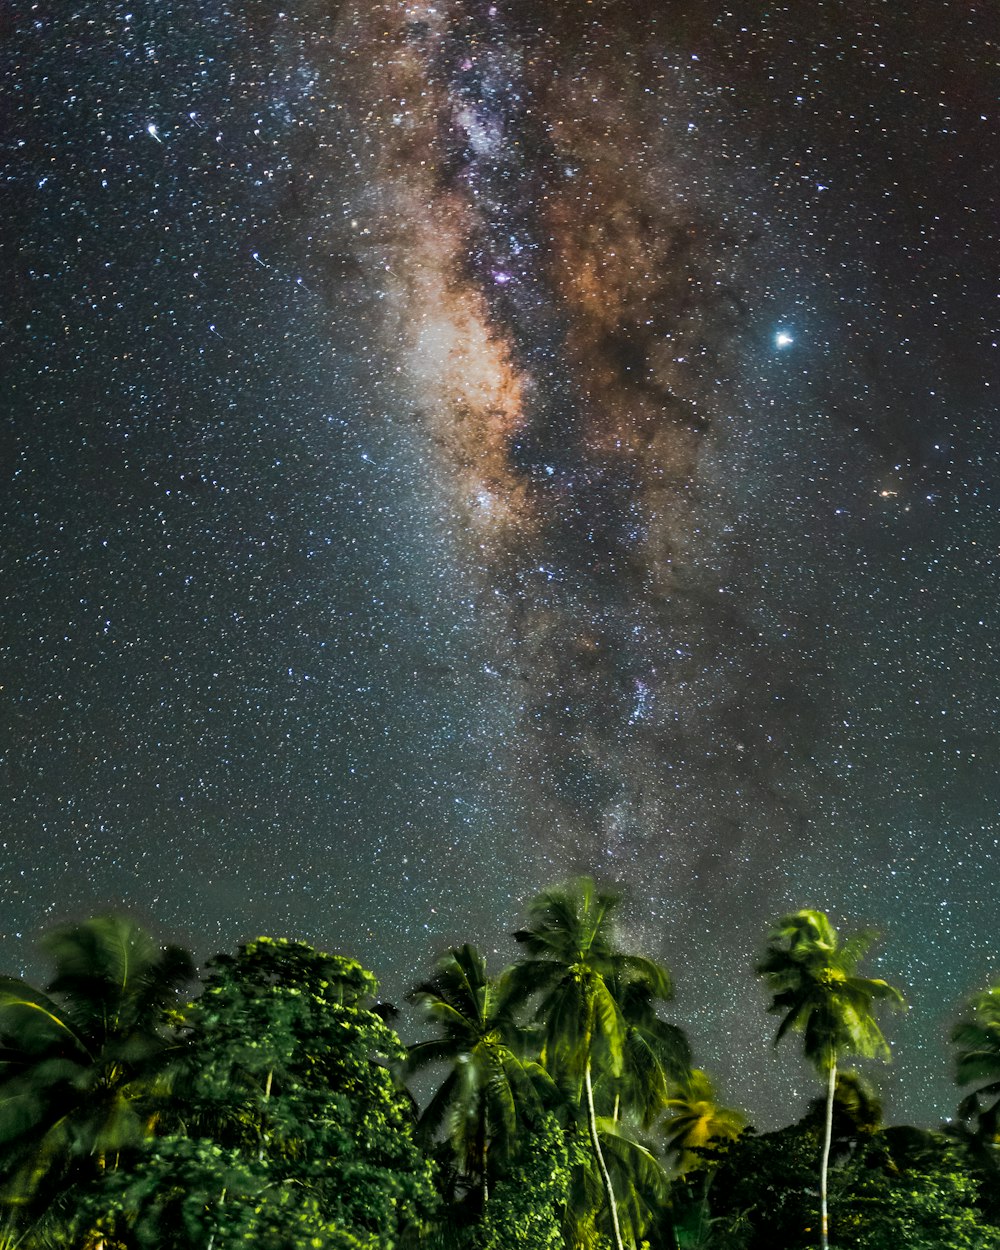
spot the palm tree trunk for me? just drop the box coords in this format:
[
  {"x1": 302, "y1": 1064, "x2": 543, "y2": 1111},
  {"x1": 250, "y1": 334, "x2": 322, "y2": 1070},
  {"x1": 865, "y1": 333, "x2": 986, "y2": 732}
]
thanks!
[
  {"x1": 259, "y1": 1068, "x2": 273, "y2": 1163},
  {"x1": 584, "y1": 1059, "x2": 626, "y2": 1250},
  {"x1": 206, "y1": 1186, "x2": 227, "y2": 1250},
  {"x1": 820, "y1": 1059, "x2": 836, "y2": 1250},
  {"x1": 479, "y1": 1108, "x2": 489, "y2": 1207}
]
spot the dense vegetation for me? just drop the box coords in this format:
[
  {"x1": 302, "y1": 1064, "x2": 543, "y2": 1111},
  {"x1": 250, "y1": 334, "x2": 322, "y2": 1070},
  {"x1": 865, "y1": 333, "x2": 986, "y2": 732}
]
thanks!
[{"x1": 0, "y1": 880, "x2": 997, "y2": 1249}]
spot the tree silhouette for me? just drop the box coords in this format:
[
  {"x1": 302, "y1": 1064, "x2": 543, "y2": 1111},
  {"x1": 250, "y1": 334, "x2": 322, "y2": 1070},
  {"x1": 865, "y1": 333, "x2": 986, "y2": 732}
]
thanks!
[
  {"x1": 405, "y1": 943, "x2": 550, "y2": 1208},
  {"x1": 509, "y1": 878, "x2": 675, "y2": 1250},
  {"x1": 0, "y1": 914, "x2": 194, "y2": 1236},
  {"x1": 661, "y1": 1068, "x2": 745, "y2": 1174},
  {"x1": 954, "y1": 985, "x2": 1000, "y2": 1144},
  {"x1": 757, "y1": 909, "x2": 904, "y2": 1250}
]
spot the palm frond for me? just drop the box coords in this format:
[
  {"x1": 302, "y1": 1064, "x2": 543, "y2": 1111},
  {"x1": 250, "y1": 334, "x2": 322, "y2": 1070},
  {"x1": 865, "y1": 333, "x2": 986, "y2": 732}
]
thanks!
[
  {"x1": 403, "y1": 1038, "x2": 456, "y2": 1075},
  {"x1": 0, "y1": 980, "x2": 91, "y2": 1060},
  {"x1": 415, "y1": 1068, "x2": 461, "y2": 1146}
]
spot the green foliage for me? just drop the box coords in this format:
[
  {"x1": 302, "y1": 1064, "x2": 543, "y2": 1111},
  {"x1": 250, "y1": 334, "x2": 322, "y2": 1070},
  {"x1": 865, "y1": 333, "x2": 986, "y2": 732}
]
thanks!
[
  {"x1": 757, "y1": 909, "x2": 905, "y2": 1249},
  {"x1": 954, "y1": 985, "x2": 1000, "y2": 1143},
  {"x1": 408, "y1": 1112, "x2": 583, "y2": 1250},
  {"x1": 405, "y1": 944, "x2": 552, "y2": 1201},
  {"x1": 510, "y1": 879, "x2": 681, "y2": 1250},
  {"x1": 475, "y1": 1112, "x2": 574, "y2": 1250},
  {"x1": 702, "y1": 1124, "x2": 1000, "y2": 1250},
  {"x1": 702, "y1": 1124, "x2": 823, "y2": 1250},
  {"x1": 54, "y1": 1135, "x2": 373, "y2": 1250},
  {"x1": 558, "y1": 1124, "x2": 616, "y2": 1250},
  {"x1": 591, "y1": 1115, "x2": 668, "y2": 1246},
  {"x1": 177, "y1": 936, "x2": 437, "y2": 1247},
  {"x1": 601, "y1": 962, "x2": 691, "y2": 1131},
  {"x1": 661, "y1": 1069, "x2": 746, "y2": 1174},
  {"x1": 511, "y1": 879, "x2": 647, "y2": 1089},
  {"x1": 0, "y1": 915, "x2": 194, "y2": 1225},
  {"x1": 0, "y1": 930, "x2": 435, "y2": 1250},
  {"x1": 757, "y1": 911, "x2": 905, "y2": 1076},
  {"x1": 2, "y1": 894, "x2": 997, "y2": 1250},
  {"x1": 802, "y1": 1070, "x2": 884, "y2": 1139},
  {"x1": 842, "y1": 1143, "x2": 1000, "y2": 1250}
]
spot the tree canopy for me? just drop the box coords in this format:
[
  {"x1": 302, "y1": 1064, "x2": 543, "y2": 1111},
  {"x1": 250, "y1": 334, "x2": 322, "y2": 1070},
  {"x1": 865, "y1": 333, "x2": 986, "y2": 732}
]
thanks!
[{"x1": 0, "y1": 889, "x2": 996, "y2": 1250}]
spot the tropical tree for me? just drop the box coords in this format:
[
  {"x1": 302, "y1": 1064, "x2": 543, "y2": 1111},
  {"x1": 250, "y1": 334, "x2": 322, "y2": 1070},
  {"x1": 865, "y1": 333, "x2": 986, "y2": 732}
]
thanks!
[
  {"x1": 176, "y1": 937, "x2": 436, "y2": 1247},
  {"x1": 404, "y1": 943, "x2": 550, "y2": 1208},
  {"x1": 661, "y1": 1069, "x2": 745, "y2": 1174},
  {"x1": 0, "y1": 914, "x2": 194, "y2": 1235},
  {"x1": 954, "y1": 985, "x2": 1000, "y2": 1144},
  {"x1": 28, "y1": 936, "x2": 436, "y2": 1250},
  {"x1": 55, "y1": 1134, "x2": 363, "y2": 1250},
  {"x1": 756, "y1": 909, "x2": 904, "y2": 1250},
  {"x1": 508, "y1": 877, "x2": 677, "y2": 1250},
  {"x1": 601, "y1": 962, "x2": 691, "y2": 1129},
  {"x1": 474, "y1": 1111, "x2": 578, "y2": 1250},
  {"x1": 702, "y1": 1121, "x2": 1000, "y2": 1250}
]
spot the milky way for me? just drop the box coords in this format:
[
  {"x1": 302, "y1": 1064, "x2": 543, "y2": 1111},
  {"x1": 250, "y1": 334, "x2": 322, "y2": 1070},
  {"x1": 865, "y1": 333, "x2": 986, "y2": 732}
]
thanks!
[
  {"x1": 2, "y1": 0, "x2": 997, "y2": 1126},
  {"x1": 338, "y1": 0, "x2": 815, "y2": 901},
  {"x1": 328, "y1": 0, "x2": 1000, "y2": 1119}
]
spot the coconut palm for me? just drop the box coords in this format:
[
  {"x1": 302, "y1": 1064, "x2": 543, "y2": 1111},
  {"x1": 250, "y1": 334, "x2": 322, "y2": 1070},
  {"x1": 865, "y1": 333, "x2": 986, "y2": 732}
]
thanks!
[
  {"x1": 949, "y1": 988, "x2": 1000, "y2": 1226},
  {"x1": 601, "y1": 963, "x2": 691, "y2": 1129},
  {"x1": 405, "y1": 944, "x2": 549, "y2": 1206},
  {"x1": 945, "y1": 998, "x2": 1000, "y2": 1230},
  {"x1": 661, "y1": 1069, "x2": 745, "y2": 1174},
  {"x1": 757, "y1": 909, "x2": 904, "y2": 1250},
  {"x1": 0, "y1": 914, "x2": 194, "y2": 1224},
  {"x1": 509, "y1": 878, "x2": 676, "y2": 1250},
  {"x1": 953, "y1": 984, "x2": 1000, "y2": 1143}
]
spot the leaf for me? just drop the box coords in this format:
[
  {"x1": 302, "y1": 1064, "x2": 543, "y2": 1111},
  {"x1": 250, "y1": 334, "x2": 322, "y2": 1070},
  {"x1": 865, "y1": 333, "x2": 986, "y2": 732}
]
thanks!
[{"x1": 0, "y1": 978, "x2": 90, "y2": 1058}]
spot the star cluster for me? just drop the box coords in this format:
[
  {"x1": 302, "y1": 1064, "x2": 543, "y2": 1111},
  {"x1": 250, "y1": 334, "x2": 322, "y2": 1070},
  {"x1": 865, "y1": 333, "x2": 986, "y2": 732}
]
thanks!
[{"x1": 1, "y1": 0, "x2": 997, "y2": 1125}]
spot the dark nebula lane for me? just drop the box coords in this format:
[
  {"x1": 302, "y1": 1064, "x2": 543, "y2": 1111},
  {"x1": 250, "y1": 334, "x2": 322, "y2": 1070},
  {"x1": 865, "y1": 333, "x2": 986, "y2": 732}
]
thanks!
[
  {"x1": 350, "y1": 0, "x2": 825, "y2": 893},
  {"x1": 335, "y1": 0, "x2": 1000, "y2": 1119}
]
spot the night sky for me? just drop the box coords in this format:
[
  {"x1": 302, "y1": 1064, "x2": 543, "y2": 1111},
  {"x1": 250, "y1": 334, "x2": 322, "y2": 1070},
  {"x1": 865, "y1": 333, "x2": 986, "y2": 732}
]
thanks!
[{"x1": 2, "y1": 0, "x2": 997, "y2": 1128}]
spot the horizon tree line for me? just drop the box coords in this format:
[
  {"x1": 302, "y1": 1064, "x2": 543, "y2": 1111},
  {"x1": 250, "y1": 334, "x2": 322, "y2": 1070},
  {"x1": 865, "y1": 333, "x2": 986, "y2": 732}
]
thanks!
[{"x1": 0, "y1": 878, "x2": 997, "y2": 1249}]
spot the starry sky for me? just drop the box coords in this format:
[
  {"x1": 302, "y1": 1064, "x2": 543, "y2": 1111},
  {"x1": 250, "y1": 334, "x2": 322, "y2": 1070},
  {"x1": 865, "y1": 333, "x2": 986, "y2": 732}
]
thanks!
[{"x1": 2, "y1": 0, "x2": 997, "y2": 1127}]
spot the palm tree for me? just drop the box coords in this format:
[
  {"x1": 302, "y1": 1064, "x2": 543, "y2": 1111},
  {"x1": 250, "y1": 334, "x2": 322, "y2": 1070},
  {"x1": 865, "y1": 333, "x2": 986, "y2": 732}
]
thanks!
[
  {"x1": 602, "y1": 964, "x2": 691, "y2": 1129},
  {"x1": 756, "y1": 909, "x2": 904, "y2": 1250},
  {"x1": 0, "y1": 914, "x2": 194, "y2": 1225},
  {"x1": 509, "y1": 877, "x2": 676, "y2": 1250},
  {"x1": 945, "y1": 993, "x2": 1000, "y2": 1229},
  {"x1": 953, "y1": 984, "x2": 1000, "y2": 1143},
  {"x1": 661, "y1": 1069, "x2": 745, "y2": 1174},
  {"x1": 405, "y1": 944, "x2": 549, "y2": 1207}
]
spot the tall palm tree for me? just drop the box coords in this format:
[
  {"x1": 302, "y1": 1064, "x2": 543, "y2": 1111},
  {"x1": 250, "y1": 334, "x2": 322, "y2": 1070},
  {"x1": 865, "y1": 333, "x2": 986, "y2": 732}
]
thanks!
[
  {"x1": 953, "y1": 984, "x2": 1000, "y2": 1143},
  {"x1": 509, "y1": 878, "x2": 676, "y2": 1250},
  {"x1": 756, "y1": 909, "x2": 904, "y2": 1250},
  {"x1": 0, "y1": 914, "x2": 194, "y2": 1224},
  {"x1": 661, "y1": 1069, "x2": 745, "y2": 1174},
  {"x1": 405, "y1": 944, "x2": 549, "y2": 1206}
]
